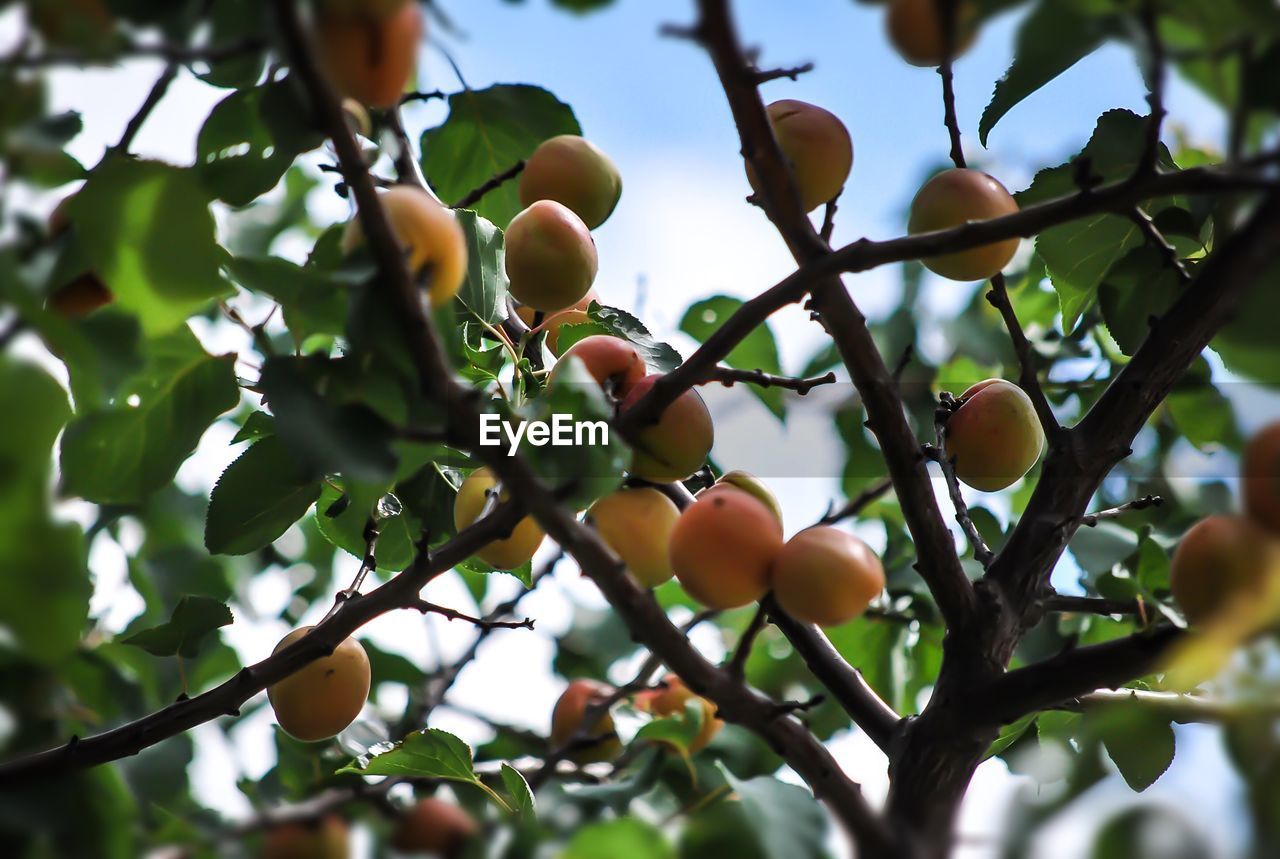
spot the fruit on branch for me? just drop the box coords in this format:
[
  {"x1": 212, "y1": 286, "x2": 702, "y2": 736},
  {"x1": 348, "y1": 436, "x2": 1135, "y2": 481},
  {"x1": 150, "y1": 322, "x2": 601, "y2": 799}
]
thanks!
[
  {"x1": 267, "y1": 629, "x2": 371, "y2": 742},
  {"x1": 262, "y1": 814, "x2": 349, "y2": 859},
  {"x1": 505, "y1": 200, "x2": 599, "y2": 312},
  {"x1": 341, "y1": 185, "x2": 467, "y2": 307},
  {"x1": 669, "y1": 486, "x2": 783, "y2": 609},
  {"x1": 46, "y1": 195, "x2": 114, "y2": 318},
  {"x1": 748, "y1": 99, "x2": 853, "y2": 213},
  {"x1": 390, "y1": 797, "x2": 478, "y2": 857},
  {"x1": 453, "y1": 467, "x2": 545, "y2": 569},
  {"x1": 908, "y1": 168, "x2": 1020, "y2": 281},
  {"x1": 548, "y1": 334, "x2": 646, "y2": 396},
  {"x1": 1171, "y1": 515, "x2": 1280, "y2": 626},
  {"x1": 886, "y1": 0, "x2": 978, "y2": 67},
  {"x1": 943, "y1": 378, "x2": 1044, "y2": 491},
  {"x1": 550, "y1": 679, "x2": 623, "y2": 763},
  {"x1": 635, "y1": 675, "x2": 723, "y2": 754},
  {"x1": 520, "y1": 135, "x2": 623, "y2": 230},
  {"x1": 711, "y1": 470, "x2": 783, "y2": 528},
  {"x1": 1243, "y1": 421, "x2": 1280, "y2": 533},
  {"x1": 315, "y1": 1, "x2": 423, "y2": 108},
  {"x1": 588, "y1": 487, "x2": 680, "y2": 587},
  {"x1": 620, "y1": 375, "x2": 715, "y2": 482},
  {"x1": 771, "y1": 526, "x2": 885, "y2": 627},
  {"x1": 29, "y1": 0, "x2": 114, "y2": 50},
  {"x1": 516, "y1": 289, "x2": 598, "y2": 355}
]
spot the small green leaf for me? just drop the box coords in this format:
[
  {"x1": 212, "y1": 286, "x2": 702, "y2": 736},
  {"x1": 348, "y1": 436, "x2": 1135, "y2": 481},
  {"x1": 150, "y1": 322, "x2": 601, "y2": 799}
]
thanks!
[
  {"x1": 562, "y1": 818, "x2": 672, "y2": 859},
  {"x1": 122, "y1": 596, "x2": 233, "y2": 659},
  {"x1": 1097, "y1": 708, "x2": 1176, "y2": 792},
  {"x1": 339, "y1": 729, "x2": 514, "y2": 813},
  {"x1": 566, "y1": 303, "x2": 682, "y2": 372},
  {"x1": 205, "y1": 436, "x2": 322, "y2": 555},
  {"x1": 231, "y1": 411, "x2": 275, "y2": 444},
  {"x1": 719, "y1": 764, "x2": 828, "y2": 859},
  {"x1": 500, "y1": 763, "x2": 536, "y2": 821},
  {"x1": 455, "y1": 209, "x2": 508, "y2": 325}
]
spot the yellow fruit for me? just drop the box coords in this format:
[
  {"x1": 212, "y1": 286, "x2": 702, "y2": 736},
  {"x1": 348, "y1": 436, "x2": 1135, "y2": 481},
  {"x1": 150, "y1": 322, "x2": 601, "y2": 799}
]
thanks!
[
  {"x1": 550, "y1": 679, "x2": 622, "y2": 763},
  {"x1": 669, "y1": 488, "x2": 783, "y2": 610},
  {"x1": 267, "y1": 628, "x2": 370, "y2": 742},
  {"x1": 548, "y1": 334, "x2": 647, "y2": 396},
  {"x1": 505, "y1": 200, "x2": 598, "y2": 312},
  {"x1": 520, "y1": 135, "x2": 623, "y2": 230},
  {"x1": 390, "y1": 797, "x2": 478, "y2": 856},
  {"x1": 711, "y1": 471, "x2": 783, "y2": 529},
  {"x1": 620, "y1": 375, "x2": 715, "y2": 482},
  {"x1": 341, "y1": 186, "x2": 467, "y2": 307},
  {"x1": 262, "y1": 815, "x2": 348, "y2": 859},
  {"x1": 1243, "y1": 421, "x2": 1280, "y2": 533},
  {"x1": 635, "y1": 676, "x2": 722, "y2": 754},
  {"x1": 1171, "y1": 515, "x2": 1279, "y2": 627},
  {"x1": 749, "y1": 99, "x2": 853, "y2": 213},
  {"x1": 315, "y1": 2, "x2": 423, "y2": 108},
  {"x1": 909, "y1": 168, "x2": 1020, "y2": 281},
  {"x1": 771, "y1": 526, "x2": 885, "y2": 627},
  {"x1": 453, "y1": 467, "x2": 545, "y2": 569},
  {"x1": 886, "y1": 0, "x2": 978, "y2": 67},
  {"x1": 943, "y1": 379, "x2": 1043, "y2": 491},
  {"x1": 588, "y1": 487, "x2": 680, "y2": 587}
]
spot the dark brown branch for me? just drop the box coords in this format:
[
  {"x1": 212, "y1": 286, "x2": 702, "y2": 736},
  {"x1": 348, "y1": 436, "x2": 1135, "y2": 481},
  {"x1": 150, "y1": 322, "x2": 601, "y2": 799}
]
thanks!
[
  {"x1": 1042, "y1": 594, "x2": 1145, "y2": 616},
  {"x1": 451, "y1": 161, "x2": 527, "y2": 210},
  {"x1": 984, "y1": 274, "x2": 1061, "y2": 438},
  {"x1": 0, "y1": 503, "x2": 526, "y2": 785},
  {"x1": 1073, "y1": 494, "x2": 1163, "y2": 528},
  {"x1": 970, "y1": 626, "x2": 1184, "y2": 726},
  {"x1": 820, "y1": 196, "x2": 839, "y2": 243},
  {"x1": 1137, "y1": 0, "x2": 1168, "y2": 176},
  {"x1": 724, "y1": 602, "x2": 770, "y2": 679},
  {"x1": 1, "y1": 37, "x2": 264, "y2": 69},
  {"x1": 400, "y1": 89, "x2": 447, "y2": 105},
  {"x1": 1129, "y1": 207, "x2": 1191, "y2": 281},
  {"x1": 108, "y1": 63, "x2": 178, "y2": 158},
  {"x1": 752, "y1": 61, "x2": 814, "y2": 84},
  {"x1": 936, "y1": 0, "x2": 966, "y2": 169},
  {"x1": 818, "y1": 478, "x2": 894, "y2": 526},
  {"x1": 924, "y1": 394, "x2": 994, "y2": 568},
  {"x1": 765, "y1": 596, "x2": 901, "y2": 752},
  {"x1": 708, "y1": 367, "x2": 835, "y2": 394},
  {"x1": 411, "y1": 600, "x2": 535, "y2": 631}
]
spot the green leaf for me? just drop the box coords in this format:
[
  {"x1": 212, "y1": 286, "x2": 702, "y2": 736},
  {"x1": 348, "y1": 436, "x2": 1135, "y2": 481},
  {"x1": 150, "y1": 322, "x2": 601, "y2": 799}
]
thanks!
[
  {"x1": 231, "y1": 411, "x2": 275, "y2": 444},
  {"x1": 455, "y1": 209, "x2": 508, "y2": 325},
  {"x1": 1166, "y1": 358, "x2": 1240, "y2": 451},
  {"x1": 719, "y1": 765, "x2": 828, "y2": 859},
  {"x1": 205, "y1": 435, "x2": 322, "y2": 555},
  {"x1": 562, "y1": 302, "x2": 682, "y2": 372},
  {"x1": 226, "y1": 256, "x2": 346, "y2": 340},
  {"x1": 978, "y1": 0, "x2": 1119, "y2": 145},
  {"x1": 60, "y1": 349, "x2": 239, "y2": 504},
  {"x1": 65, "y1": 159, "x2": 233, "y2": 334},
  {"x1": 1212, "y1": 262, "x2": 1280, "y2": 384},
  {"x1": 985, "y1": 713, "x2": 1037, "y2": 760},
  {"x1": 314, "y1": 483, "x2": 417, "y2": 573},
  {"x1": 421, "y1": 84, "x2": 581, "y2": 227},
  {"x1": 1090, "y1": 806, "x2": 1212, "y2": 859},
  {"x1": 121, "y1": 596, "x2": 233, "y2": 659},
  {"x1": 196, "y1": 87, "x2": 296, "y2": 206},
  {"x1": 1095, "y1": 707, "x2": 1176, "y2": 792},
  {"x1": 563, "y1": 819, "x2": 672, "y2": 859},
  {"x1": 681, "y1": 295, "x2": 784, "y2": 419},
  {"x1": 339, "y1": 728, "x2": 514, "y2": 813},
  {"x1": 1098, "y1": 246, "x2": 1184, "y2": 356},
  {"x1": 500, "y1": 763, "x2": 536, "y2": 821},
  {"x1": 1017, "y1": 110, "x2": 1179, "y2": 332}
]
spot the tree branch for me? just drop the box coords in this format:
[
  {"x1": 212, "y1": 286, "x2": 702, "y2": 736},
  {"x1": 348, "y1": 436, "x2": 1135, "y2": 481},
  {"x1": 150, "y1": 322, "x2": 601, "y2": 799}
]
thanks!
[
  {"x1": 984, "y1": 274, "x2": 1061, "y2": 438},
  {"x1": 817, "y1": 477, "x2": 894, "y2": 526},
  {"x1": 1042, "y1": 594, "x2": 1146, "y2": 616},
  {"x1": 451, "y1": 161, "x2": 526, "y2": 210},
  {"x1": 724, "y1": 602, "x2": 769, "y2": 679},
  {"x1": 707, "y1": 367, "x2": 835, "y2": 394},
  {"x1": 1, "y1": 37, "x2": 265, "y2": 69},
  {"x1": 410, "y1": 599, "x2": 536, "y2": 631},
  {"x1": 1051, "y1": 688, "x2": 1280, "y2": 725}
]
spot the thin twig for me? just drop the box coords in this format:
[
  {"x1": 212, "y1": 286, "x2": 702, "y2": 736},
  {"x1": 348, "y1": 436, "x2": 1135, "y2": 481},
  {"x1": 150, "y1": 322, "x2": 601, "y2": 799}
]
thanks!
[
  {"x1": 752, "y1": 61, "x2": 814, "y2": 84},
  {"x1": 1042, "y1": 594, "x2": 1145, "y2": 616},
  {"x1": 1, "y1": 37, "x2": 264, "y2": 69},
  {"x1": 924, "y1": 394, "x2": 995, "y2": 568},
  {"x1": 984, "y1": 274, "x2": 1061, "y2": 437},
  {"x1": 817, "y1": 478, "x2": 894, "y2": 526},
  {"x1": 724, "y1": 602, "x2": 770, "y2": 679},
  {"x1": 1136, "y1": 0, "x2": 1168, "y2": 177},
  {"x1": 108, "y1": 62, "x2": 179, "y2": 158},
  {"x1": 1070, "y1": 494, "x2": 1163, "y2": 528},
  {"x1": 708, "y1": 367, "x2": 835, "y2": 394},
  {"x1": 1128, "y1": 207, "x2": 1192, "y2": 281},
  {"x1": 937, "y1": 0, "x2": 966, "y2": 170},
  {"x1": 452, "y1": 160, "x2": 527, "y2": 210},
  {"x1": 411, "y1": 599, "x2": 536, "y2": 631}
]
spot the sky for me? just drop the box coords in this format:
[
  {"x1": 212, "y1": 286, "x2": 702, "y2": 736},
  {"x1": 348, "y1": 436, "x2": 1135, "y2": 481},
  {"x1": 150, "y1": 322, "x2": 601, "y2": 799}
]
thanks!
[{"x1": 0, "y1": 1, "x2": 1253, "y2": 857}]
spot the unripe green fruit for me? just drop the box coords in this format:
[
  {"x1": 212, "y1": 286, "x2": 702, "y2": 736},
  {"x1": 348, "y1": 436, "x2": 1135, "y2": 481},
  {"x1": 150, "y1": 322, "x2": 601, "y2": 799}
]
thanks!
[
  {"x1": 391, "y1": 797, "x2": 478, "y2": 856},
  {"x1": 549, "y1": 334, "x2": 646, "y2": 395},
  {"x1": 341, "y1": 186, "x2": 468, "y2": 307},
  {"x1": 749, "y1": 100, "x2": 853, "y2": 213},
  {"x1": 1171, "y1": 515, "x2": 1280, "y2": 627},
  {"x1": 315, "y1": 2, "x2": 422, "y2": 108},
  {"x1": 505, "y1": 200, "x2": 598, "y2": 313},
  {"x1": 588, "y1": 487, "x2": 680, "y2": 588},
  {"x1": 620, "y1": 375, "x2": 714, "y2": 482},
  {"x1": 1243, "y1": 421, "x2": 1280, "y2": 533},
  {"x1": 771, "y1": 526, "x2": 885, "y2": 627},
  {"x1": 887, "y1": 0, "x2": 978, "y2": 67},
  {"x1": 550, "y1": 679, "x2": 623, "y2": 763},
  {"x1": 943, "y1": 379, "x2": 1043, "y2": 492},
  {"x1": 635, "y1": 676, "x2": 722, "y2": 754},
  {"x1": 712, "y1": 471, "x2": 783, "y2": 529},
  {"x1": 453, "y1": 467, "x2": 545, "y2": 569},
  {"x1": 908, "y1": 168, "x2": 1020, "y2": 281},
  {"x1": 262, "y1": 815, "x2": 348, "y2": 859},
  {"x1": 520, "y1": 135, "x2": 622, "y2": 230},
  {"x1": 669, "y1": 488, "x2": 783, "y2": 610},
  {"x1": 267, "y1": 628, "x2": 371, "y2": 742}
]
